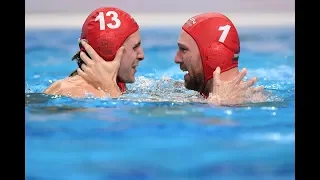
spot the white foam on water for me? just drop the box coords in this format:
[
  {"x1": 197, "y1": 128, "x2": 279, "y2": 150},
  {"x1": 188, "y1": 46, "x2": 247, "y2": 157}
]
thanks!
[
  {"x1": 248, "y1": 65, "x2": 295, "y2": 81},
  {"x1": 242, "y1": 132, "x2": 295, "y2": 143}
]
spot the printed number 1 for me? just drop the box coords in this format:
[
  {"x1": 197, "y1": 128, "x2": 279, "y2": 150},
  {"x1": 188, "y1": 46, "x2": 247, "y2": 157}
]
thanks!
[
  {"x1": 95, "y1": 11, "x2": 121, "y2": 30},
  {"x1": 218, "y1": 25, "x2": 231, "y2": 43}
]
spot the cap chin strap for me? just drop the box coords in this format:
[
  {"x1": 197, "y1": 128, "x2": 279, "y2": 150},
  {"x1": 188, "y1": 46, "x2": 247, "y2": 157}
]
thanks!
[{"x1": 116, "y1": 77, "x2": 126, "y2": 93}]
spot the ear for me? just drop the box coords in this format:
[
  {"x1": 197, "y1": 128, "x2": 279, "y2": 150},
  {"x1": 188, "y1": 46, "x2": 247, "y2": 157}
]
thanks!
[{"x1": 205, "y1": 42, "x2": 233, "y2": 72}]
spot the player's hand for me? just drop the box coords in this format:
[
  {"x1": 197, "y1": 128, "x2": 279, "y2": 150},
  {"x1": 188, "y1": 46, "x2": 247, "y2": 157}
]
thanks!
[
  {"x1": 207, "y1": 67, "x2": 265, "y2": 106},
  {"x1": 77, "y1": 39, "x2": 124, "y2": 97}
]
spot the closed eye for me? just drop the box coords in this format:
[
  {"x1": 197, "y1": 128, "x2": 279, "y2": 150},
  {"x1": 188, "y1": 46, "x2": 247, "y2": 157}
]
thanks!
[
  {"x1": 179, "y1": 47, "x2": 187, "y2": 51},
  {"x1": 133, "y1": 41, "x2": 141, "y2": 50},
  {"x1": 177, "y1": 42, "x2": 188, "y2": 52}
]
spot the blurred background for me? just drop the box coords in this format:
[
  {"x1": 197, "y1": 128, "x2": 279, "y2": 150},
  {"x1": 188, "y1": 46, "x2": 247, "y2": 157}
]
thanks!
[
  {"x1": 25, "y1": 0, "x2": 295, "y2": 28},
  {"x1": 25, "y1": 0, "x2": 294, "y2": 14}
]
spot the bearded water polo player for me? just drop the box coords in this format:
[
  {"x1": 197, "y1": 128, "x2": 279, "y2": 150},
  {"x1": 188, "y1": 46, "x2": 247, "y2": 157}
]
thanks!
[{"x1": 174, "y1": 12, "x2": 266, "y2": 104}]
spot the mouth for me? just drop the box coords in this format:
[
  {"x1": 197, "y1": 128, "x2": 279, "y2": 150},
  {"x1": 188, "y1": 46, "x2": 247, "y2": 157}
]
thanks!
[
  {"x1": 132, "y1": 63, "x2": 139, "y2": 68},
  {"x1": 132, "y1": 65, "x2": 138, "y2": 73},
  {"x1": 180, "y1": 66, "x2": 188, "y2": 74}
]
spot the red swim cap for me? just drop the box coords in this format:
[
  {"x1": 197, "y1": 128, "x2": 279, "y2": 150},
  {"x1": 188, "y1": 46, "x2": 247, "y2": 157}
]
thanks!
[
  {"x1": 182, "y1": 13, "x2": 240, "y2": 96},
  {"x1": 80, "y1": 7, "x2": 139, "y2": 92}
]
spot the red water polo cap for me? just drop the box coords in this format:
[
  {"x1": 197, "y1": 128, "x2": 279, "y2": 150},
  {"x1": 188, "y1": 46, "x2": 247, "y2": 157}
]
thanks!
[
  {"x1": 182, "y1": 13, "x2": 240, "y2": 97},
  {"x1": 80, "y1": 7, "x2": 139, "y2": 92}
]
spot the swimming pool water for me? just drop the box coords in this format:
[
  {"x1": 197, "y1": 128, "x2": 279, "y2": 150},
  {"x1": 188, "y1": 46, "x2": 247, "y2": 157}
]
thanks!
[{"x1": 25, "y1": 26, "x2": 295, "y2": 180}]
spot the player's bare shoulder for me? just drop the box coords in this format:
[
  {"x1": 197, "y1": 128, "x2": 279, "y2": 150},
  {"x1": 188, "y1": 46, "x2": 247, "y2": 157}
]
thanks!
[
  {"x1": 43, "y1": 79, "x2": 64, "y2": 94},
  {"x1": 43, "y1": 76, "x2": 102, "y2": 98},
  {"x1": 43, "y1": 77, "x2": 81, "y2": 95}
]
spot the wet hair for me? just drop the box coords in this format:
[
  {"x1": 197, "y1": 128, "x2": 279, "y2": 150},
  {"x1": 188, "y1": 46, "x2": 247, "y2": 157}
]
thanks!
[{"x1": 69, "y1": 43, "x2": 90, "y2": 77}]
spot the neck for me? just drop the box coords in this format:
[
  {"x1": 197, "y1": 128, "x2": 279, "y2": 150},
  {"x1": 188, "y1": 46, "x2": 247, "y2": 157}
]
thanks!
[
  {"x1": 202, "y1": 67, "x2": 239, "y2": 96},
  {"x1": 69, "y1": 74, "x2": 87, "y2": 83}
]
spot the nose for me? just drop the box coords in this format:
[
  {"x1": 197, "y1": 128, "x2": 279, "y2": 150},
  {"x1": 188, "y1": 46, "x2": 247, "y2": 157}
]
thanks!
[
  {"x1": 137, "y1": 47, "x2": 144, "y2": 61},
  {"x1": 174, "y1": 51, "x2": 182, "y2": 64}
]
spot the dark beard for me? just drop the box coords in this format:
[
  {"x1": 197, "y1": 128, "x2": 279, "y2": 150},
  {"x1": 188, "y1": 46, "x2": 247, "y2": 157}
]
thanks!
[{"x1": 184, "y1": 72, "x2": 204, "y2": 92}]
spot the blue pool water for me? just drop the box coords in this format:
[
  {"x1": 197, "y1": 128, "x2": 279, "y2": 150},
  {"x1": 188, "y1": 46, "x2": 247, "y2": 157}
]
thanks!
[{"x1": 25, "y1": 26, "x2": 295, "y2": 180}]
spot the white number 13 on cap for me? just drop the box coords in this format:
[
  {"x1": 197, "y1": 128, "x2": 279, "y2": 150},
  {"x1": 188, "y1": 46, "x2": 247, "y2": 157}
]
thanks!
[{"x1": 95, "y1": 11, "x2": 121, "y2": 30}]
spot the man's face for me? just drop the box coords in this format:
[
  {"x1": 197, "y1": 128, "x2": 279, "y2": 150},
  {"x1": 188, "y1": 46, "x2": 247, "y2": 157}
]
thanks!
[
  {"x1": 174, "y1": 30, "x2": 204, "y2": 91},
  {"x1": 118, "y1": 31, "x2": 144, "y2": 83}
]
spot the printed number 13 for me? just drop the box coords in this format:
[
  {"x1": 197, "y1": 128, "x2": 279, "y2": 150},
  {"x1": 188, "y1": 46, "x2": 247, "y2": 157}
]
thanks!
[
  {"x1": 218, "y1": 25, "x2": 231, "y2": 43},
  {"x1": 95, "y1": 11, "x2": 121, "y2": 30}
]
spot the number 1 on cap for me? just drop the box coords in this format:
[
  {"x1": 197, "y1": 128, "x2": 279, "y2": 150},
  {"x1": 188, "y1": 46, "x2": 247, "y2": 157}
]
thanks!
[
  {"x1": 218, "y1": 25, "x2": 231, "y2": 43},
  {"x1": 95, "y1": 11, "x2": 121, "y2": 30}
]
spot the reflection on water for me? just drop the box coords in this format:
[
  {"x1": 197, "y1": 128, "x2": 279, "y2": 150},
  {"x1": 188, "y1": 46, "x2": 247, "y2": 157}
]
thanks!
[
  {"x1": 25, "y1": 93, "x2": 51, "y2": 104},
  {"x1": 26, "y1": 105, "x2": 90, "y2": 114}
]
